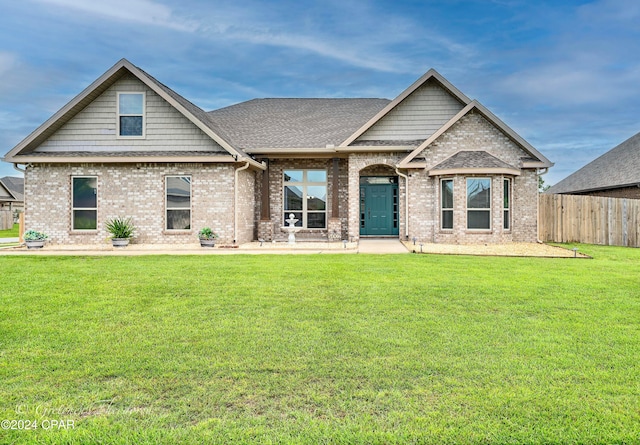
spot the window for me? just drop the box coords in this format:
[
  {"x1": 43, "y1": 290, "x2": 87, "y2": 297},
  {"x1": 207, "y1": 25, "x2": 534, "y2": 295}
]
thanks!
[
  {"x1": 166, "y1": 176, "x2": 191, "y2": 230},
  {"x1": 503, "y1": 179, "x2": 511, "y2": 230},
  {"x1": 117, "y1": 92, "x2": 145, "y2": 137},
  {"x1": 467, "y1": 178, "x2": 491, "y2": 230},
  {"x1": 441, "y1": 179, "x2": 454, "y2": 230},
  {"x1": 72, "y1": 177, "x2": 97, "y2": 230},
  {"x1": 283, "y1": 169, "x2": 327, "y2": 228}
]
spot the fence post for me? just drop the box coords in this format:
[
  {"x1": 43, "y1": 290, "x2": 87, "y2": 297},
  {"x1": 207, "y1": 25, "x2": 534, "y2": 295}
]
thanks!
[{"x1": 19, "y1": 212, "x2": 24, "y2": 243}]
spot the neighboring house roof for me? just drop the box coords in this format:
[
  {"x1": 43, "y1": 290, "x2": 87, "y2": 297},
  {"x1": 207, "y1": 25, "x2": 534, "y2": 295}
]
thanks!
[
  {"x1": 0, "y1": 176, "x2": 23, "y2": 202},
  {"x1": 207, "y1": 98, "x2": 390, "y2": 151},
  {"x1": 547, "y1": 131, "x2": 640, "y2": 194},
  {"x1": 428, "y1": 151, "x2": 521, "y2": 176},
  {"x1": 3, "y1": 59, "x2": 263, "y2": 170}
]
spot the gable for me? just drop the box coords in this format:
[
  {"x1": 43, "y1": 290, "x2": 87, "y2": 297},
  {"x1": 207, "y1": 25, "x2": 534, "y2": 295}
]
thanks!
[
  {"x1": 32, "y1": 73, "x2": 226, "y2": 155},
  {"x1": 355, "y1": 79, "x2": 465, "y2": 143},
  {"x1": 399, "y1": 101, "x2": 553, "y2": 169},
  {"x1": 0, "y1": 181, "x2": 13, "y2": 200}
]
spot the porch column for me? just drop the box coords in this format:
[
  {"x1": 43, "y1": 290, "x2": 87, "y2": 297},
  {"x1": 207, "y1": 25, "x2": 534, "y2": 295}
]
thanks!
[
  {"x1": 258, "y1": 159, "x2": 274, "y2": 241},
  {"x1": 260, "y1": 159, "x2": 270, "y2": 220},
  {"x1": 328, "y1": 157, "x2": 342, "y2": 241},
  {"x1": 331, "y1": 158, "x2": 340, "y2": 218}
]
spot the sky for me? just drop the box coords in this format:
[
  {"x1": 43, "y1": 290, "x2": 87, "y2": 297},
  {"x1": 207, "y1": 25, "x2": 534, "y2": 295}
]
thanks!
[{"x1": 1, "y1": 0, "x2": 639, "y2": 186}]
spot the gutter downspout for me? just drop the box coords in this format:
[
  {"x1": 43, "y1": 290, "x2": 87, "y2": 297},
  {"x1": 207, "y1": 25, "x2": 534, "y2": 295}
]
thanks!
[
  {"x1": 13, "y1": 163, "x2": 26, "y2": 173},
  {"x1": 234, "y1": 161, "x2": 251, "y2": 244},
  {"x1": 395, "y1": 167, "x2": 409, "y2": 239}
]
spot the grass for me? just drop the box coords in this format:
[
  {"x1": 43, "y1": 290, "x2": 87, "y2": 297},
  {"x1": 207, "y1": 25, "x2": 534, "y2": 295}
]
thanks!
[
  {"x1": 0, "y1": 223, "x2": 19, "y2": 238},
  {"x1": 0, "y1": 244, "x2": 638, "y2": 444}
]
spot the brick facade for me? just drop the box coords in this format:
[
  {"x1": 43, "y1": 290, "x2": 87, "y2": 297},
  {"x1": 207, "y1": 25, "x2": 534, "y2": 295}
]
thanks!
[
  {"x1": 24, "y1": 112, "x2": 540, "y2": 246},
  {"x1": 255, "y1": 158, "x2": 348, "y2": 241},
  {"x1": 24, "y1": 163, "x2": 254, "y2": 245}
]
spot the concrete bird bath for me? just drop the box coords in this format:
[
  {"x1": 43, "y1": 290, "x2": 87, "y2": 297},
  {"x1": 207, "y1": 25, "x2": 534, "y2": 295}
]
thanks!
[{"x1": 281, "y1": 213, "x2": 302, "y2": 244}]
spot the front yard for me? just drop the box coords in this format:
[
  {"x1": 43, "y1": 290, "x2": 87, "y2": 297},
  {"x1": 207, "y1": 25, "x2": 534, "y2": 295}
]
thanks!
[{"x1": 0, "y1": 245, "x2": 638, "y2": 444}]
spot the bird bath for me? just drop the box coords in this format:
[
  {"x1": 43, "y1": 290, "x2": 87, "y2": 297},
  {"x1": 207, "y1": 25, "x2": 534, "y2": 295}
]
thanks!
[{"x1": 281, "y1": 213, "x2": 302, "y2": 244}]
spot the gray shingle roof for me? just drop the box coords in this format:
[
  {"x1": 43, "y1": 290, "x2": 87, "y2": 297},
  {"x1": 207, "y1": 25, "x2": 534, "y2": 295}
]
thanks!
[
  {"x1": 206, "y1": 98, "x2": 390, "y2": 149},
  {"x1": 548, "y1": 131, "x2": 640, "y2": 194},
  {"x1": 431, "y1": 150, "x2": 517, "y2": 171},
  {"x1": 0, "y1": 176, "x2": 24, "y2": 201}
]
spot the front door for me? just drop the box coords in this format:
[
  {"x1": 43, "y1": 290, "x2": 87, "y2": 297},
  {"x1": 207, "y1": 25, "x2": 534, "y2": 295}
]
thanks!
[{"x1": 359, "y1": 177, "x2": 399, "y2": 236}]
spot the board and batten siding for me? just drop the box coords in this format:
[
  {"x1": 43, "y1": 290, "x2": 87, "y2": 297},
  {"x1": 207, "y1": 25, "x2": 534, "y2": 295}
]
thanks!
[
  {"x1": 356, "y1": 79, "x2": 465, "y2": 142},
  {"x1": 35, "y1": 73, "x2": 226, "y2": 153}
]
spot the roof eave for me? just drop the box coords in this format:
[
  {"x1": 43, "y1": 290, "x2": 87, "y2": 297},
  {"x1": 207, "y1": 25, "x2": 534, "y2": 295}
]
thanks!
[
  {"x1": 550, "y1": 182, "x2": 640, "y2": 195},
  {"x1": 7, "y1": 154, "x2": 243, "y2": 164},
  {"x1": 428, "y1": 167, "x2": 521, "y2": 177}
]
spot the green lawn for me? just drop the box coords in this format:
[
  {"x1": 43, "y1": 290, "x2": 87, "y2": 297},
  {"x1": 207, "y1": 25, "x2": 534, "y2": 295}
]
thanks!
[
  {"x1": 0, "y1": 245, "x2": 638, "y2": 444},
  {"x1": 0, "y1": 223, "x2": 19, "y2": 238}
]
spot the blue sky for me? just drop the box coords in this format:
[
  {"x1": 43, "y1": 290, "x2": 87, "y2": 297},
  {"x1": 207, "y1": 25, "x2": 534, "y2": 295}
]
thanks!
[{"x1": 1, "y1": 0, "x2": 639, "y2": 185}]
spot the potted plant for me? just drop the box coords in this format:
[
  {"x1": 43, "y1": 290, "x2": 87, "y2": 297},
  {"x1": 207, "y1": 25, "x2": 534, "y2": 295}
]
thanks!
[
  {"x1": 23, "y1": 230, "x2": 48, "y2": 249},
  {"x1": 197, "y1": 227, "x2": 218, "y2": 247},
  {"x1": 105, "y1": 217, "x2": 135, "y2": 247}
]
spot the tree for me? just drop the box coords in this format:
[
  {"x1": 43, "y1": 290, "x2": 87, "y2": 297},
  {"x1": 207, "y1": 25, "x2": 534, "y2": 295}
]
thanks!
[{"x1": 538, "y1": 175, "x2": 550, "y2": 193}]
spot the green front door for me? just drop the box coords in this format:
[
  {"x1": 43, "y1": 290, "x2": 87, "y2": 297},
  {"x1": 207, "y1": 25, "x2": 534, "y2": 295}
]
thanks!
[{"x1": 359, "y1": 177, "x2": 399, "y2": 236}]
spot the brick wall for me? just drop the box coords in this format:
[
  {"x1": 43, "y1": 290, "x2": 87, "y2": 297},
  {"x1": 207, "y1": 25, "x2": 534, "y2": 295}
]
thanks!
[
  {"x1": 256, "y1": 158, "x2": 348, "y2": 241},
  {"x1": 24, "y1": 163, "x2": 250, "y2": 245},
  {"x1": 347, "y1": 112, "x2": 540, "y2": 244}
]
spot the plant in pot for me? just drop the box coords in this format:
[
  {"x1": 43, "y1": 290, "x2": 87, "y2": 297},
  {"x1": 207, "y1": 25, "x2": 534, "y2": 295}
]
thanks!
[
  {"x1": 197, "y1": 227, "x2": 218, "y2": 247},
  {"x1": 105, "y1": 217, "x2": 135, "y2": 247},
  {"x1": 23, "y1": 230, "x2": 48, "y2": 249}
]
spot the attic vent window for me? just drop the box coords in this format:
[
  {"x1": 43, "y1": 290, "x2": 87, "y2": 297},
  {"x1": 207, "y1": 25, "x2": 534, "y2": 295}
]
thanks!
[{"x1": 117, "y1": 92, "x2": 145, "y2": 137}]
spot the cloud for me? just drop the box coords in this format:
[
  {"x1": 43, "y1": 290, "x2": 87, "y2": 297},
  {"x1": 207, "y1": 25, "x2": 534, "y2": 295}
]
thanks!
[{"x1": 32, "y1": 0, "x2": 199, "y2": 31}]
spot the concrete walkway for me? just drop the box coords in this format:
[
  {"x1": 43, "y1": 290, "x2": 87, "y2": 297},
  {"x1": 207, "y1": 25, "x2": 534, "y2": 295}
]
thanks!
[
  {"x1": 0, "y1": 239, "x2": 584, "y2": 257},
  {"x1": 357, "y1": 238, "x2": 410, "y2": 254}
]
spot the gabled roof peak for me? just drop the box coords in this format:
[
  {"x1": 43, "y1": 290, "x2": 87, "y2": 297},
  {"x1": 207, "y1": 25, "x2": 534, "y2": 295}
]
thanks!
[{"x1": 340, "y1": 68, "x2": 471, "y2": 147}]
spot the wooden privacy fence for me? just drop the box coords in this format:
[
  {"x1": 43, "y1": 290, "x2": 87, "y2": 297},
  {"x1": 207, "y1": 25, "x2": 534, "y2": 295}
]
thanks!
[
  {"x1": 0, "y1": 210, "x2": 12, "y2": 231},
  {"x1": 539, "y1": 194, "x2": 640, "y2": 247}
]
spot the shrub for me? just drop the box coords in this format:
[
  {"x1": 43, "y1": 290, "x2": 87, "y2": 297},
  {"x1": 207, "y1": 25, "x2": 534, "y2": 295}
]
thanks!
[
  {"x1": 23, "y1": 230, "x2": 48, "y2": 241},
  {"x1": 198, "y1": 227, "x2": 218, "y2": 240},
  {"x1": 105, "y1": 217, "x2": 135, "y2": 239}
]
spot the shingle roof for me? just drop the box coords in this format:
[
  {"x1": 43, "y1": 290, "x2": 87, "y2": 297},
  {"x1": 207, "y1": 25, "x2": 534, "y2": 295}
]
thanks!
[
  {"x1": 206, "y1": 98, "x2": 390, "y2": 149},
  {"x1": 548, "y1": 131, "x2": 640, "y2": 194},
  {"x1": 0, "y1": 176, "x2": 24, "y2": 201},
  {"x1": 431, "y1": 150, "x2": 517, "y2": 171}
]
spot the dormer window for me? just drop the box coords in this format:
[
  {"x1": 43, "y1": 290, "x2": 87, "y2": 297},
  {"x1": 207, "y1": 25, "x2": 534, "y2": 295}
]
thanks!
[{"x1": 117, "y1": 92, "x2": 145, "y2": 137}]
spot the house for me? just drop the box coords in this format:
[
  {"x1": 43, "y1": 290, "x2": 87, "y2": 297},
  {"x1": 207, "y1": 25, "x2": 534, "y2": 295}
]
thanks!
[
  {"x1": 547, "y1": 131, "x2": 640, "y2": 199},
  {"x1": 2, "y1": 59, "x2": 553, "y2": 245},
  {"x1": 0, "y1": 176, "x2": 24, "y2": 223}
]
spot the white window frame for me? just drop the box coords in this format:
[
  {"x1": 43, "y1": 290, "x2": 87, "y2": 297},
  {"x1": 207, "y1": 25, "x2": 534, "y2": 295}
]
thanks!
[
  {"x1": 503, "y1": 178, "x2": 511, "y2": 231},
  {"x1": 466, "y1": 177, "x2": 492, "y2": 230},
  {"x1": 165, "y1": 175, "x2": 192, "y2": 231},
  {"x1": 283, "y1": 169, "x2": 327, "y2": 229},
  {"x1": 117, "y1": 92, "x2": 146, "y2": 138},
  {"x1": 71, "y1": 176, "x2": 98, "y2": 231},
  {"x1": 441, "y1": 178, "x2": 454, "y2": 230}
]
